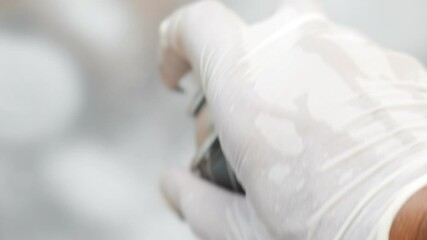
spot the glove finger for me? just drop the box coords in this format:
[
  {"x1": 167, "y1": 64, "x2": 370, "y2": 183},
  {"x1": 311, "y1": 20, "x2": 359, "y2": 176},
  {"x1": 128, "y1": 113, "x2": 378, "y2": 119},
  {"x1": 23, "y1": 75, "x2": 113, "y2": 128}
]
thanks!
[
  {"x1": 159, "y1": 0, "x2": 247, "y2": 90},
  {"x1": 160, "y1": 167, "x2": 255, "y2": 240}
]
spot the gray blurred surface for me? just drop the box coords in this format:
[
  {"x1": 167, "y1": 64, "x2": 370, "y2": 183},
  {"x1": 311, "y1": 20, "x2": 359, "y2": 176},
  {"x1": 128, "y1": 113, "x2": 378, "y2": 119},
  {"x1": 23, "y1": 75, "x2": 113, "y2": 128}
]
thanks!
[{"x1": 0, "y1": 0, "x2": 426, "y2": 240}]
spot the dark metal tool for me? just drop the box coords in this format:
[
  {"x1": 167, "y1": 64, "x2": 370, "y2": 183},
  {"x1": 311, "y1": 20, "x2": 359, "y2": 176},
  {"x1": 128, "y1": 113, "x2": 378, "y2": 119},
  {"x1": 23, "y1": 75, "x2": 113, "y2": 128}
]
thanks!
[{"x1": 190, "y1": 91, "x2": 245, "y2": 194}]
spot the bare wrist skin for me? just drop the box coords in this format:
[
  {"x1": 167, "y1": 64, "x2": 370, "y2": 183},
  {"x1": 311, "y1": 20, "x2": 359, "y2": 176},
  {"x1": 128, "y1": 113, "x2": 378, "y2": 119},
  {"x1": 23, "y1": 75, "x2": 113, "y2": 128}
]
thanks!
[{"x1": 390, "y1": 185, "x2": 427, "y2": 240}]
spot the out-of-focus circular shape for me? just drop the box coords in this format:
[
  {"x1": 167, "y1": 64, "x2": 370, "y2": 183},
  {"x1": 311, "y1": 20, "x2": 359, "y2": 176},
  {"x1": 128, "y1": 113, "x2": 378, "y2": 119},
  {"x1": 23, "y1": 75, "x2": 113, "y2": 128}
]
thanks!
[
  {"x1": 39, "y1": 0, "x2": 133, "y2": 51},
  {"x1": 0, "y1": 31, "x2": 83, "y2": 146},
  {"x1": 31, "y1": 0, "x2": 146, "y2": 116},
  {"x1": 42, "y1": 141, "x2": 144, "y2": 230}
]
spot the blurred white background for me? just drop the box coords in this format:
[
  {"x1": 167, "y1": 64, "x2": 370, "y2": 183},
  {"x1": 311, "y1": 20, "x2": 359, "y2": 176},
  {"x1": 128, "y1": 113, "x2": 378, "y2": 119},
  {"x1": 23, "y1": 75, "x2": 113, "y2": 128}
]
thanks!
[{"x1": 0, "y1": 0, "x2": 426, "y2": 239}]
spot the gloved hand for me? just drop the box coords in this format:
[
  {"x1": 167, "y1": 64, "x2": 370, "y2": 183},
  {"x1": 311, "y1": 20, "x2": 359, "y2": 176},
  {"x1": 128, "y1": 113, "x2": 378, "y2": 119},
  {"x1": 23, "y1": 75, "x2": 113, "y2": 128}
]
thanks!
[{"x1": 159, "y1": 1, "x2": 427, "y2": 239}]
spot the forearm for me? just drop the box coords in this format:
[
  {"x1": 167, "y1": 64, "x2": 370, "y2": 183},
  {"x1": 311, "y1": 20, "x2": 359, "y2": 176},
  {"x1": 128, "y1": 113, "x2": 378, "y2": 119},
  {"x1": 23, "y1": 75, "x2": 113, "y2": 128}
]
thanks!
[{"x1": 391, "y1": 185, "x2": 427, "y2": 240}]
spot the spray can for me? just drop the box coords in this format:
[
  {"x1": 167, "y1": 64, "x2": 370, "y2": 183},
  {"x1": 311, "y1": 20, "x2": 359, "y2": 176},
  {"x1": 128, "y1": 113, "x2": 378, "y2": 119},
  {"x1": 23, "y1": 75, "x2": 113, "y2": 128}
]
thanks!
[{"x1": 189, "y1": 90, "x2": 244, "y2": 194}]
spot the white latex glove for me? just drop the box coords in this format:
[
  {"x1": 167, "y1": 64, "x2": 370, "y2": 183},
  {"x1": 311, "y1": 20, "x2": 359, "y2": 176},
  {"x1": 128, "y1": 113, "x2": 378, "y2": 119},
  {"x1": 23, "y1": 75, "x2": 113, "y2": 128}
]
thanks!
[{"x1": 159, "y1": 1, "x2": 427, "y2": 239}]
